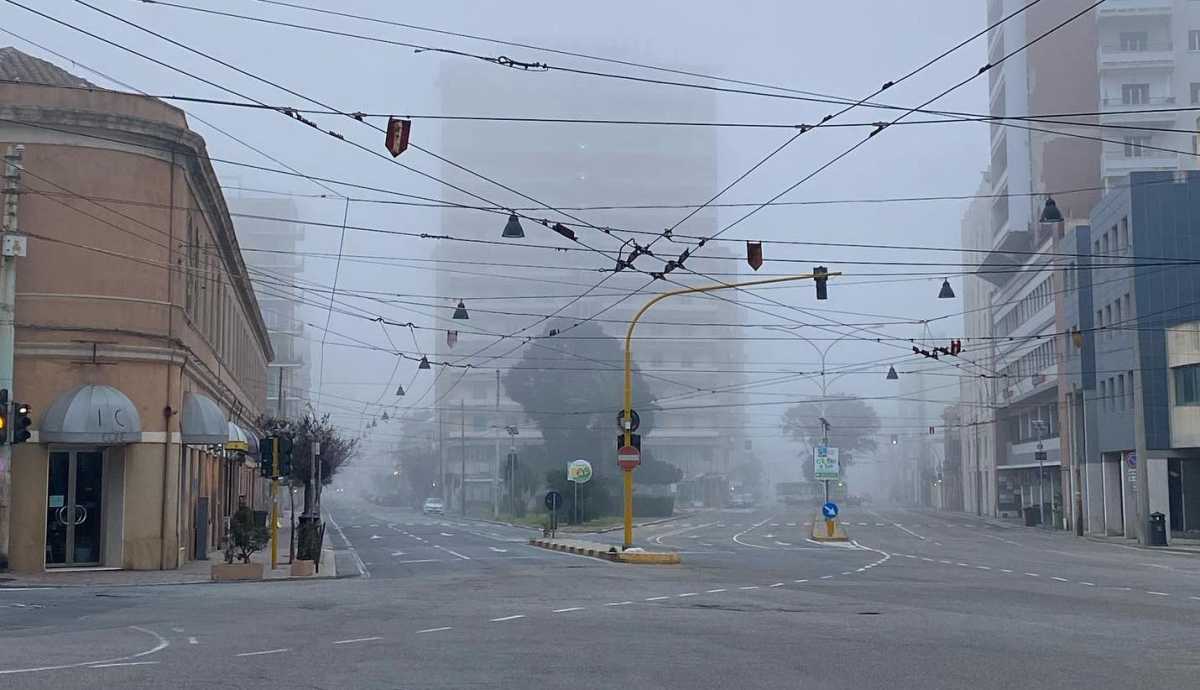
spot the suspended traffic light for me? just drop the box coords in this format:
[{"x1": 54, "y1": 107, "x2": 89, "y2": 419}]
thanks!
[
  {"x1": 396, "y1": 384, "x2": 406, "y2": 396},
  {"x1": 501, "y1": 213, "x2": 525, "y2": 239},
  {"x1": 886, "y1": 366, "x2": 899, "y2": 380},
  {"x1": 452, "y1": 300, "x2": 469, "y2": 320},
  {"x1": 1039, "y1": 197, "x2": 1064, "y2": 224},
  {"x1": 418, "y1": 356, "x2": 431, "y2": 370},
  {"x1": 813, "y1": 265, "x2": 829, "y2": 301}
]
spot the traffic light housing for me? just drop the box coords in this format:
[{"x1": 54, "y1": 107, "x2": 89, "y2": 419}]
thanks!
[
  {"x1": 0, "y1": 388, "x2": 8, "y2": 444},
  {"x1": 11, "y1": 402, "x2": 31, "y2": 444},
  {"x1": 278, "y1": 436, "x2": 294, "y2": 478},
  {"x1": 813, "y1": 265, "x2": 829, "y2": 300},
  {"x1": 258, "y1": 436, "x2": 275, "y2": 478}
]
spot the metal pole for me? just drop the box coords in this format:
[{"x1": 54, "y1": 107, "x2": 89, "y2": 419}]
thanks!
[
  {"x1": 494, "y1": 370, "x2": 500, "y2": 518},
  {"x1": 1037, "y1": 424, "x2": 1046, "y2": 528},
  {"x1": 622, "y1": 271, "x2": 839, "y2": 549},
  {"x1": 270, "y1": 439, "x2": 279, "y2": 570},
  {"x1": 0, "y1": 145, "x2": 22, "y2": 568},
  {"x1": 460, "y1": 399, "x2": 466, "y2": 516}
]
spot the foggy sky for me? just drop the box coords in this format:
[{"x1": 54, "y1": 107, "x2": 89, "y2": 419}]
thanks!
[{"x1": 3, "y1": 1, "x2": 984, "y2": 462}]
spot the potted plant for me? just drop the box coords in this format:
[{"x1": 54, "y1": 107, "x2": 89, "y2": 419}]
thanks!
[{"x1": 212, "y1": 506, "x2": 268, "y2": 581}]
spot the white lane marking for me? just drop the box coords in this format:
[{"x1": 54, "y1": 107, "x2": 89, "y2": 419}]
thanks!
[
  {"x1": 976, "y1": 566, "x2": 991, "y2": 570},
  {"x1": 956, "y1": 563, "x2": 970, "y2": 567},
  {"x1": 1190, "y1": 596, "x2": 1200, "y2": 601},
  {"x1": 920, "y1": 557, "x2": 934, "y2": 562},
  {"x1": 794, "y1": 579, "x2": 808, "y2": 583},
  {"x1": 416, "y1": 627, "x2": 453, "y2": 634},
  {"x1": 0, "y1": 626, "x2": 170, "y2": 676},
  {"x1": 328, "y1": 514, "x2": 369, "y2": 579},
  {"x1": 332, "y1": 637, "x2": 383, "y2": 645},
  {"x1": 1025, "y1": 573, "x2": 1040, "y2": 577},
  {"x1": 237, "y1": 648, "x2": 289, "y2": 657},
  {"x1": 820, "y1": 575, "x2": 833, "y2": 580},
  {"x1": 1051, "y1": 577, "x2": 1070, "y2": 582},
  {"x1": 677, "y1": 593, "x2": 698, "y2": 598},
  {"x1": 369, "y1": 535, "x2": 381, "y2": 540},
  {"x1": 999, "y1": 569, "x2": 1013, "y2": 573},
  {"x1": 491, "y1": 615, "x2": 526, "y2": 622},
  {"x1": 706, "y1": 588, "x2": 726, "y2": 593},
  {"x1": 774, "y1": 541, "x2": 791, "y2": 546},
  {"x1": 440, "y1": 532, "x2": 455, "y2": 537},
  {"x1": 893, "y1": 523, "x2": 927, "y2": 541},
  {"x1": 855, "y1": 568, "x2": 866, "y2": 573},
  {"x1": 395, "y1": 559, "x2": 440, "y2": 564},
  {"x1": 739, "y1": 585, "x2": 760, "y2": 590},
  {"x1": 434, "y1": 545, "x2": 471, "y2": 560},
  {"x1": 606, "y1": 601, "x2": 632, "y2": 607},
  {"x1": 875, "y1": 522, "x2": 886, "y2": 526},
  {"x1": 1147, "y1": 591, "x2": 1170, "y2": 597},
  {"x1": 1109, "y1": 586, "x2": 1133, "y2": 591},
  {"x1": 841, "y1": 571, "x2": 853, "y2": 576},
  {"x1": 1080, "y1": 582, "x2": 1096, "y2": 587},
  {"x1": 187, "y1": 637, "x2": 198, "y2": 645},
  {"x1": 645, "y1": 596, "x2": 669, "y2": 601},
  {"x1": 769, "y1": 523, "x2": 781, "y2": 527},
  {"x1": 652, "y1": 521, "x2": 717, "y2": 547},
  {"x1": 390, "y1": 551, "x2": 406, "y2": 557},
  {"x1": 90, "y1": 661, "x2": 160, "y2": 669},
  {"x1": 770, "y1": 582, "x2": 785, "y2": 588},
  {"x1": 369, "y1": 524, "x2": 379, "y2": 528},
  {"x1": 171, "y1": 627, "x2": 185, "y2": 633},
  {"x1": 938, "y1": 560, "x2": 952, "y2": 565},
  {"x1": 554, "y1": 607, "x2": 586, "y2": 613},
  {"x1": 488, "y1": 547, "x2": 508, "y2": 553},
  {"x1": 763, "y1": 534, "x2": 775, "y2": 539},
  {"x1": 731, "y1": 516, "x2": 776, "y2": 550},
  {"x1": 786, "y1": 522, "x2": 797, "y2": 527}
]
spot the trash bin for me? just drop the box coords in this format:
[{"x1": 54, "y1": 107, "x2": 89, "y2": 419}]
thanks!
[
  {"x1": 1148, "y1": 512, "x2": 1167, "y2": 546},
  {"x1": 1023, "y1": 507, "x2": 1040, "y2": 527}
]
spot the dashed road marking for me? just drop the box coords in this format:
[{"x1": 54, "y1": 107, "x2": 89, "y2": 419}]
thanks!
[
  {"x1": 774, "y1": 541, "x2": 791, "y2": 546},
  {"x1": 554, "y1": 607, "x2": 585, "y2": 613},
  {"x1": 187, "y1": 637, "x2": 198, "y2": 645},
  {"x1": 678, "y1": 593, "x2": 698, "y2": 598},
  {"x1": 1025, "y1": 573, "x2": 1040, "y2": 577},
  {"x1": 999, "y1": 569, "x2": 1013, "y2": 573},
  {"x1": 237, "y1": 649, "x2": 289, "y2": 657},
  {"x1": 333, "y1": 637, "x2": 383, "y2": 645},
  {"x1": 976, "y1": 566, "x2": 991, "y2": 570},
  {"x1": 605, "y1": 601, "x2": 632, "y2": 606},
  {"x1": 706, "y1": 588, "x2": 727, "y2": 593},
  {"x1": 770, "y1": 582, "x2": 785, "y2": 588},
  {"x1": 1080, "y1": 582, "x2": 1096, "y2": 587},
  {"x1": 90, "y1": 661, "x2": 159, "y2": 669},
  {"x1": 819, "y1": 575, "x2": 833, "y2": 580},
  {"x1": 794, "y1": 579, "x2": 808, "y2": 583},
  {"x1": 1146, "y1": 591, "x2": 1170, "y2": 597},
  {"x1": 434, "y1": 545, "x2": 471, "y2": 560},
  {"x1": 488, "y1": 547, "x2": 508, "y2": 553},
  {"x1": 645, "y1": 596, "x2": 668, "y2": 601},
  {"x1": 1051, "y1": 577, "x2": 1069, "y2": 582},
  {"x1": 491, "y1": 615, "x2": 525, "y2": 622},
  {"x1": 416, "y1": 627, "x2": 452, "y2": 634},
  {"x1": 739, "y1": 585, "x2": 760, "y2": 590}
]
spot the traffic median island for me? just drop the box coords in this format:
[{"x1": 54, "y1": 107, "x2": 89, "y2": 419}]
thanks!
[
  {"x1": 810, "y1": 516, "x2": 850, "y2": 542},
  {"x1": 528, "y1": 537, "x2": 681, "y2": 564}
]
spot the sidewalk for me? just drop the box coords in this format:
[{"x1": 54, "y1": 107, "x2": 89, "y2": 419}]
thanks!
[{"x1": 0, "y1": 509, "x2": 337, "y2": 588}]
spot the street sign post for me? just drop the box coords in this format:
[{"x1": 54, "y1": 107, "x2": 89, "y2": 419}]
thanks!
[
  {"x1": 822, "y1": 501, "x2": 839, "y2": 538},
  {"x1": 545, "y1": 490, "x2": 562, "y2": 536},
  {"x1": 567, "y1": 460, "x2": 592, "y2": 524},
  {"x1": 616, "y1": 409, "x2": 641, "y2": 433},
  {"x1": 814, "y1": 445, "x2": 840, "y2": 480}
]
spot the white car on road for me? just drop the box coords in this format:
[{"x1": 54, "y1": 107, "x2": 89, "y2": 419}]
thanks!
[{"x1": 422, "y1": 498, "x2": 445, "y2": 515}]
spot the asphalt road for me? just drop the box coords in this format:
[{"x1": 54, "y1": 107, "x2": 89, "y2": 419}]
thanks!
[{"x1": 3, "y1": 498, "x2": 1199, "y2": 689}]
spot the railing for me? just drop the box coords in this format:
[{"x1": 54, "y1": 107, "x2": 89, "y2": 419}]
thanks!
[
  {"x1": 1101, "y1": 96, "x2": 1176, "y2": 107},
  {"x1": 1100, "y1": 41, "x2": 1173, "y2": 54}
]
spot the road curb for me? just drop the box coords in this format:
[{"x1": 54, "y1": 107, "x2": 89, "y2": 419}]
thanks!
[
  {"x1": 1084, "y1": 535, "x2": 1200, "y2": 556},
  {"x1": 528, "y1": 538, "x2": 681, "y2": 564}
]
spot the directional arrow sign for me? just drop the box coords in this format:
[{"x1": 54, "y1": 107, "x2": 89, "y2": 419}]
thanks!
[{"x1": 822, "y1": 502, "x2": 839, "y2": 519}]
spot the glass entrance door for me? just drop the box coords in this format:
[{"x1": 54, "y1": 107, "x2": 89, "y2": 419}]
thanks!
[{"x1": 45, "y1": 450, "x2": 104, "y2": 567}]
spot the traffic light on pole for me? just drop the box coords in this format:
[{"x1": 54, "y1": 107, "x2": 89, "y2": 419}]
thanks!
[
  {"x1": 11, "y1": 402, "x2": 31, "y2": 444},
  {"x1": 813, "y1": 265, "x2": 829, "y2": 301},
  {"x1": 278, "y1": 436, "x2": 293, "y2": 478},
  {"x1": 259, "y1": 436, "x2": 275, "y2": 478},
  {"x1": 0, "y1": 389, "x2": 8, "y2": 444}
]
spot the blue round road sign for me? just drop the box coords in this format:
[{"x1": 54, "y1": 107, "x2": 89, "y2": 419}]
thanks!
[
  {"x1": 822, "y1": 501, "x2": 839, "y2": 519},
  {"x1": 545, "y1": 490, "x2": 563, "y2": 511}
]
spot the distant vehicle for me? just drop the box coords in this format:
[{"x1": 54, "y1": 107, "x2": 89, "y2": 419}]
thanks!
[
  {"x1": 422, "y1": 497, "x2": 445, "y2": 515},
  {"x1": 845, "y1": 495, "x2": 864, "y2": 507},
  {"x1": 727, "y1": 493, "x2": 755, "y2": 509}
]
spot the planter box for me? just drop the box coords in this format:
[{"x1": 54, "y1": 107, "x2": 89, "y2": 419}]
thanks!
[
  {"x1": 211, "y1": 562, "x2": 265, "y2": 582},
  {"x1": 289, "y1": 559, "x2": 315, "y2": 577}
]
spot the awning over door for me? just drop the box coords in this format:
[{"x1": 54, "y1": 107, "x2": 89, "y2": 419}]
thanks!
[
  {"x1": 181, "y1": 392, "x2": 227, "y2": 444},
  {"x1": 40, "y1": 384, "x2": 142, "y2": 444}
]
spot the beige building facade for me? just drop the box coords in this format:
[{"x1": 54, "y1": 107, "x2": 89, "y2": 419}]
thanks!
[{"x1": 0, "y1": 49, "x2": 272, "y2": 572}]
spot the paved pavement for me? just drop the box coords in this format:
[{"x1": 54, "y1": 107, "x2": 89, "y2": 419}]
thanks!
[{"x1": 3, "y1": 497, "x2": 1198, "y2": 689}]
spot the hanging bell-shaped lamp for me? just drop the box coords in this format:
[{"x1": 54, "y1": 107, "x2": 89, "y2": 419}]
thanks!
[
  {"x1": 381, "y1": 411, "x2": 389, "y2": 421},
  {"x1": 938, "y1": 278, "x2": 955, "y2": 299},
  {"x1": 502, "y1": 213, "x2": 525, "y2": 238},
  {"x1": 452, "y1": 300, "x2": 469, "y2": 320},
  {"x1": 396, "y1": 384, "x2": 406, "y2": 396},
  {"x1": 1039, "y1": 197, "x2": 1064, "y2": 224},
  {"x1": 418, "y1": 355, "x2": 431, "y2": 370},
  {"x1": 886, "y1": 365, "x2": 899, "y2": 380}
]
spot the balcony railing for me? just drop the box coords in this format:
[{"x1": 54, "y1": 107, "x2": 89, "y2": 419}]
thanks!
[
  {"x1": 1098, "y1": 0, "x2": 1172, "y2": 16},
  {"x1": 1101, "y1": 96, "x2": 1176, "y2": 108},
  {"x1": 1100, "y1": 42, "x2": 1172, "y2": 54}
]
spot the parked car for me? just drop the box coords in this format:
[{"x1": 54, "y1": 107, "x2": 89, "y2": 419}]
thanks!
[{"x1": 422, "y1": 497, "x2": 445, "y2": 515}]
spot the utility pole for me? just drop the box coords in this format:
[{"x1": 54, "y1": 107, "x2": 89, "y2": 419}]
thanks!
[
  {"x1": 1033, "y1": 418, "x2": 1048, "y2": 527},
  {"x1": 0, "y1": 145, "x2": 25, "y2": 570},
  {"x1": 821, "y1": 417, "x2": 831, "y2": 505},
  {"x1": 460, "y1": 399, "x2": 466, "y2": 516},
  {"x1": 493, "y1": 370, "x2": 500, "y2": 518}
]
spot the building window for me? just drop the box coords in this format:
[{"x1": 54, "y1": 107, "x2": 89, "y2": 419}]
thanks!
[
  {"x1": 1100, "y1": 380, "x2": 1108, "y2": 412},
  {"x1": 1174, "y1": 364, "x2": 1200, "y2": 405},
  {"x1": 473, "y1": 415, "x2": 487, "y2": 431},
  {"x1": 1129, "y1": 370, "x2": 1136, "y2": 409},
  {"x1": 1119, "y1": 216, "x2": 1129, "y2": 250},
  {"x1": 1192, "y1": 83, "x2": 1200, "y2": 105},
  {"x1": 1101, "y1": 232, "x2": 1110, "y2": 257},
  {"x1": 1123, "y1": 293, "x2": 1132, "y2": 323},
  {"x1": 1119, "y1": 31, "x2": 1148, "y2": 51},
  {"x1": 1097, "y1": 309, "x2": 1104, "y2": 334},
  {"x1": 1118, "y1": 374, "x2": 1126, "y2": 411},
  {"x1": 1121, "y1": 83, "x2": 1150, "y2": 105},
  {"x1": 1124, "y1": 135, "x2": 1152, "y2": 157},
  {"x1": 1105, "y1": 305, "x2": 1113, "y2": 339},
  {"x1": 1190, "y1": 30, "x2": 1200, "y2": 51},
  {"x1": 1114, "y1": 298, "x2": 1122, "y2": 329}
]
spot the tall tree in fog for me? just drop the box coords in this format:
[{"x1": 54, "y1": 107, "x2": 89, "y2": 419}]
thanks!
[{"x1": 781, "y1": 396, "x2": 880, "y2": 481}]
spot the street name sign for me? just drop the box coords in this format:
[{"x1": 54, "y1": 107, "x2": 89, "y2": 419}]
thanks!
[{"x1": 814, "y1": 445, "x2": 840, "y2": 481}]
